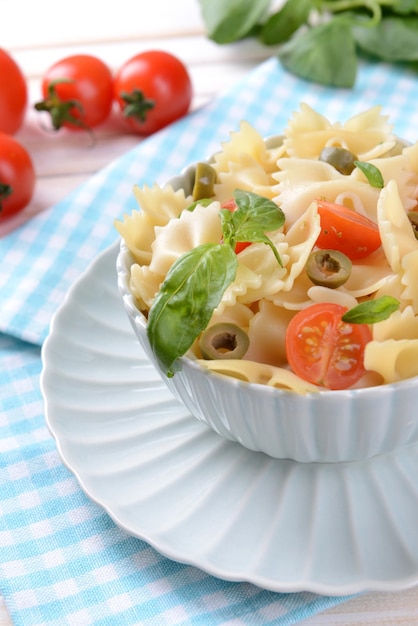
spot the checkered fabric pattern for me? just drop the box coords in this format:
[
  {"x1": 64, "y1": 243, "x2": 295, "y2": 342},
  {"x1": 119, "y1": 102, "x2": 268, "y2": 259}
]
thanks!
[
  {"x1": 2, "y1": 56, "x2": 418, "y2": 624},
  {"x1": 2, "y1": 57, "x2": 418, "y2": 346},
  {"x1": 1, "y1": 338, "x2": 354, "y2": 625}
]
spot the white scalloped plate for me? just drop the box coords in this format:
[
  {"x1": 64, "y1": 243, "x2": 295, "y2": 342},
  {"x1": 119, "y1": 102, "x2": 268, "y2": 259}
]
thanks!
[{"x1": 41, "y1": 242, "x2": 418, "y2": 596}]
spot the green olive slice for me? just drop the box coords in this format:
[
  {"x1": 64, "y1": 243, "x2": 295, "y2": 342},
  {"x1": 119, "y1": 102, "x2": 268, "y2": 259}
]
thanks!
[
  {"x1": 192, "y1": 162, "x2": 217, "y2": 201},
  {"x1": 199, "y1": 322, "x2": 249, "y2": 360},
  {"x1": 318, "y1": 146, "x2": 358, "y2": 175},
  {"x1": 408, "y1": 211, "x2": 418, "y2": 240},
  {"x1": 306, "y1": 249, "x2": 352, "y2": 288}
]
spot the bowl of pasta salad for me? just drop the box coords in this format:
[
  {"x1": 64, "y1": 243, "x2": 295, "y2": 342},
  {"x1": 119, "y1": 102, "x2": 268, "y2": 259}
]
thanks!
[{"x1": 116, "y1": 104, "x2": 418, "y2": 463}]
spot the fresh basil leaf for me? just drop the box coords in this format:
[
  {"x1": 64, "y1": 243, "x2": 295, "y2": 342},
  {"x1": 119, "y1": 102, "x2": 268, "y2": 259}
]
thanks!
[
  {"x1": 197, "y1": 0, "x2": 271, "y2": 44},
  {"x1": 354, "y1": 161, "x2": 384, "y2": 188},
  {"x1": 259, "y1": 0, "x2": 311, "y2": 45},
  {"x1": 183, "y1": 198, "x2": 214, "y2": 213},
  {"x1": 392, "y1": 0, "x2": 418, "y2": 14},
  {"x1": 231, "y1": 189, "x2": 285, "y2": 234},
  {"x1": 219, "y1": 205, "x2": 235, "y2": 243},
  {"x1": 353, "y1": 17, "x2": 418, "y2": 61},
  {"x1": 221, "y1": 189, "x2": 285, "y2": 265},
  {"x1": 342, "y1": 296, "x2": 400, "y2": 324},
  {"x1": 235, "y1": 227, "x2": 284, "y2": 265},
  {"x1": 147, "y1": 243, "x2": 237, "y2": 376},
  {"x1": 278, "y1": 21, "x2": 357, "y2": 88}
]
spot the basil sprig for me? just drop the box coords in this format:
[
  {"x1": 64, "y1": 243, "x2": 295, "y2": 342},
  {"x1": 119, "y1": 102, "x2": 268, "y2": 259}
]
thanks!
[
  {"x1": 220, "y1": 189, "x2": 284, "y2": 266},
  {"x1": 198, "y1": 0, "x2": 418, "y2": 88},
  {"x1": 342, "y1": 295, "x2": 400, "y2": 324},
  {"x1": 147, "y1": 190, "x2": 285, "y2": 376}
]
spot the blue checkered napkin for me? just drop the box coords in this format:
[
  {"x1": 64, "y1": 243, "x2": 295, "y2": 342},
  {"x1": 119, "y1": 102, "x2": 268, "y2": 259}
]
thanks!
[
  {"x1": 0, "y1": 335, "x2": 353, "y2": 625},
  {"x1": 1, "y1": 56, "x2": 418, "y2": 347},
  {"x1": 2, "y1": 56, "x2": 418, "y2": 625}
]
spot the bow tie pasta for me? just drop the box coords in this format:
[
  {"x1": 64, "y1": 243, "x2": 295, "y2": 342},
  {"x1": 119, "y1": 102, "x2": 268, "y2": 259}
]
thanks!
[{"x1": 116, "y1": 103, "x2": 418, "y2": 392}]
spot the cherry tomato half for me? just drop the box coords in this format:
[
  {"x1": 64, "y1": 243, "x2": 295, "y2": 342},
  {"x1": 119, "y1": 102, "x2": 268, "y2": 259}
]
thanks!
[
  {"x1": 285, "y1": 302, "x2": 372, "y2": 390},
  {"x1": 316, "y1": 200, "x2": 381, "y2": 260},
  {"x1": 113, "y1": 50, "x2": 192, "y2": 135},
  {"x1": 0, "y1": 49, "x2": 27, "y2": 134},
  {"x1": 36, "y1": 54, "x2": 113, "y2": 131},
  {"x1": 221, "y1": 199, "x2": 251, "y2": 253},
  {"x1": 0, "y1": 133, "x2": 35, "y2": 220}
]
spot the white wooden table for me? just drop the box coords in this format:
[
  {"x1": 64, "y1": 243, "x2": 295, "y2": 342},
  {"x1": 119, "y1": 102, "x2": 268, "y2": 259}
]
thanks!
[{"x1": 1, "y1": 1, "x2": 418, "y2": 623}]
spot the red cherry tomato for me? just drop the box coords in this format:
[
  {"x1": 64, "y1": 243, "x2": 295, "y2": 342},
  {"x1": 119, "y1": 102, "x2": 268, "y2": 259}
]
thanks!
[
  {"x1": 285, "y1": 302, "x2": 372, "y2": 390},
  {"x1": 221, "y1": 199, "x2": 238, "y2": 211},
  {"x1": 221, "y1": 199, "x2": 251, "y2": 253},
  {"x1": 0, "y1": 133, "x2": 35, "y2": 220},
  {"x1": 36, "y1": 55, "x2": 113, "y2": 131},
  {"x1": 113, "y1": 50, "x2": 192, "y2": 135},
  {"x1": 0, "y1": 49, "x2": 27, "y2": 134},
  {"x1": 316, "y1": 200, "x2": 381, "y2": 260}
]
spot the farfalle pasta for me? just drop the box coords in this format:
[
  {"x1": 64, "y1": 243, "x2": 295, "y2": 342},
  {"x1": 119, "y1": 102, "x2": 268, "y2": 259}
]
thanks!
[
  {"x1": 116, "y1": 103, "x2": 418, "y2": 392},
  {"x1": 283, "y1": 103, "x2": 395, "y2": 160}
]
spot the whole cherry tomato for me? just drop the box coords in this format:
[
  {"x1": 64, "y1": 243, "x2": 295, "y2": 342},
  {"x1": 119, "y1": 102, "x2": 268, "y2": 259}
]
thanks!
[
  {"x1": 0, "y1": 49, "x2": 27, "y2": 134},
  {"x1": 315, "y1": 200, "x2": 381, "y2": 260},
  {"x1": 35, "y1": 54, "x2": 114, "y2": 131},
  {"x1": 0, "y1": 133, "x2": 35, "y2": 220},
  {"x1": 113, "y1": 50, "x2": 193, "y2": 135},
  {"x1": 285, "y1": 302, "x2": 372, "y2": 390}
]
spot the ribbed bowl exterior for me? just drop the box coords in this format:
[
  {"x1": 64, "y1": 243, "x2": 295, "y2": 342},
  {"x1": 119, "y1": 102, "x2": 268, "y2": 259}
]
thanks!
[{"x1": 117, "y1": 240, "x2": 418, "y2": 463}]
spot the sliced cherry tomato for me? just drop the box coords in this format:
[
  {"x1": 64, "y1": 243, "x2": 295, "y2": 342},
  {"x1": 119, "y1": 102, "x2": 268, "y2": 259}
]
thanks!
[
  {"x1": 35, "y1": 55, "x2": 113, "y2": 131},
  {"x1": 285, "y1": 302, "x2": 372, "y2": 390},
  {"x1": 316, "y1": 200, "x2": 381, "y2": 260},
  {"x1": 113, "y1": 50, "x2": 192, "y2": 135},
  {"x1": 0, "y1": 49, "x2": 27, "y2": 134},
  {"x1": 221, "y1": 199, "x2": 238, "y2": 211},
  {"x1": 0, "y1": 133, "x2": 35, "y2": 220},
  {"x1": 221, "y1": 199, "x2": 251, "y2": 253}
]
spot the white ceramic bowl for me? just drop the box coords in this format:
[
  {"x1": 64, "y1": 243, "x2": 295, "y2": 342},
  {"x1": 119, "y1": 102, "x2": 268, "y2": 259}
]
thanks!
[{"x1": 116, "y1": 164, "x2": 418, "y2": 464}]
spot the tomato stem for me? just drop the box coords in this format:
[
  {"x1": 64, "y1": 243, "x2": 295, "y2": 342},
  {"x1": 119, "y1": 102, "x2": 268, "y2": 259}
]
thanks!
[
  {"x1": 0, "y1": 182, "x2": 12, "y2": 211},
  {"x1": 34, "y1": 79, "x2": 95, "y2": 141},
  {"x1": 119, "y1": 89, "x2": 155, "y2": 123}
]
